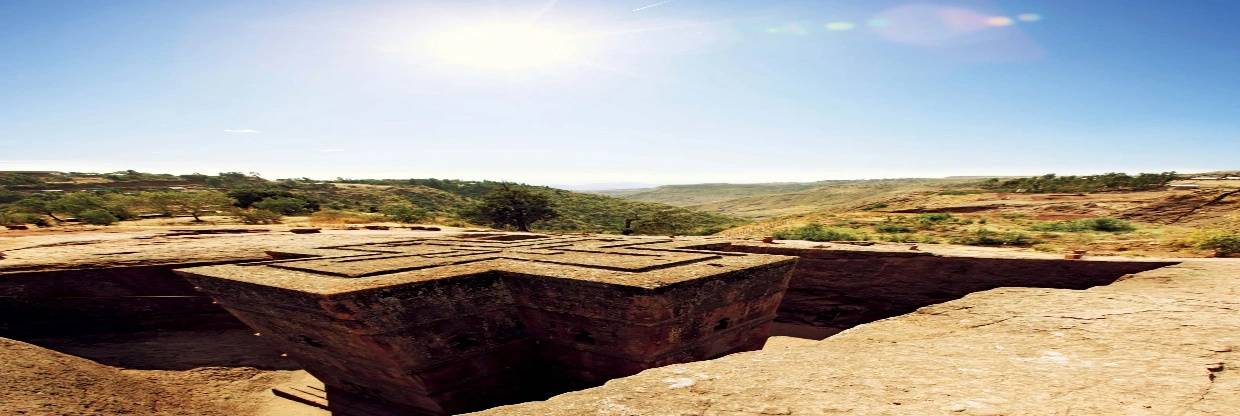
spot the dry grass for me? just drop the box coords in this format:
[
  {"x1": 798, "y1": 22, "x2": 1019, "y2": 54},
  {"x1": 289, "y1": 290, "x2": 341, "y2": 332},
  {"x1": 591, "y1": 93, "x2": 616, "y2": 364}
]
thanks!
[
  {"x1": 720, "y1": 210, "x2": 1224, "y2": 257},
  {"x1": 308, "y1": 210, "x2": 382, "y2": 225}
]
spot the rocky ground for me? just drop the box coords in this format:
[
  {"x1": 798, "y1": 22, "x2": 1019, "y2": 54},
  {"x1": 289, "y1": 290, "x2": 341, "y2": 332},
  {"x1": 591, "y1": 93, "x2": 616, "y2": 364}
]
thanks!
[
  {"x1": 1, "y1": 330, "x2": 323, "y2": 416},
  {"x1": 1, "y1": 226, "x2": 1236, "y2": 415},
  {"x1": 479, "y1": 259, "x2": 1239, "y2": 415}
]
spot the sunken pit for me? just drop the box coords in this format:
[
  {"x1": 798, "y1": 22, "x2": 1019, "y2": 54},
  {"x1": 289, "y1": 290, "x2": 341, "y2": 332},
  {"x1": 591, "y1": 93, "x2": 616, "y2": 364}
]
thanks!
[
  {"x1": 174, "y1": 235, "x2": 797, "y2": 415},
  {"x1": 0, "y1": 230, "x2": 1180, "y2": 415}
]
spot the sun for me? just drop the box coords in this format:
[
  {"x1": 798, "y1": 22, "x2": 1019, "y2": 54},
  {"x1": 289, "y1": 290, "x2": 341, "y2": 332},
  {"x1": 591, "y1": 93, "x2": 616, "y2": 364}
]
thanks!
[{"x1": 423, "y1": 22, "x2": 582, "y2": 71}]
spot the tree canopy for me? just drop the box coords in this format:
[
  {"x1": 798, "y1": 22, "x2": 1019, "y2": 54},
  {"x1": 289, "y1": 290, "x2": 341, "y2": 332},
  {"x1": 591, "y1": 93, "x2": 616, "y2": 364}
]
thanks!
[{"x1": 474, "y1": 185, "x2": 558, "y2": 232}]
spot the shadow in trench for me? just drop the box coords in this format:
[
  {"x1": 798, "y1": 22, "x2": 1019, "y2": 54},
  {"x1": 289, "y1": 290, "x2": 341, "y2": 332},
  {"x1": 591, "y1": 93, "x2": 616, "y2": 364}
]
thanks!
[
  {"x1": 17, "y1": 328, "x2": 301, "y2": 371},
  {"x1": 718, "y1": 244, "x2": 1179, "y2": 340}
]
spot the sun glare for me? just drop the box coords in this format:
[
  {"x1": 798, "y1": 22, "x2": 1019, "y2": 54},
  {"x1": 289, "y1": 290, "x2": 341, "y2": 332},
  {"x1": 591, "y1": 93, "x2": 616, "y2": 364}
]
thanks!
[{"x1": 423, "y1": 23, "x2": 582, "y2": 71}]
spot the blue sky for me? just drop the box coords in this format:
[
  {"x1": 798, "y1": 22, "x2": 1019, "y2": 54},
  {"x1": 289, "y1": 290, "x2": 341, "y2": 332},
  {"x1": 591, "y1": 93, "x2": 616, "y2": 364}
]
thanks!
[{"x1": 2, "y1": 1, "x2": 1237, "y2": 186}]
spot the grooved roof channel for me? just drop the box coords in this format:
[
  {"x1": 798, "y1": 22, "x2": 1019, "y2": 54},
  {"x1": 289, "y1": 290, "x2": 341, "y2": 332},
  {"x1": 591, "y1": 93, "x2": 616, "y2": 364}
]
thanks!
[{"x1": 177, "y1": 234, "x2": 798, "y2": 294}]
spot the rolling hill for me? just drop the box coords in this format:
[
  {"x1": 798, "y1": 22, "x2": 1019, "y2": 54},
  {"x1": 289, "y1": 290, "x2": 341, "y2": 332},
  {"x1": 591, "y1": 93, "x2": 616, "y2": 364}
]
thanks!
[
  {"x1": 596, "y1": 178, "x2": 981, "y2": 218},
  {"x1": 0, "y1": 171, "x2": 746, "y2": 235}
]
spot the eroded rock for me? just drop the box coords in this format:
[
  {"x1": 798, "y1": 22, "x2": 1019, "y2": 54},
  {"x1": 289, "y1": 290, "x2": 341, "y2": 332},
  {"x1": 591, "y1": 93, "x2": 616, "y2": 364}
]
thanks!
[
  {"x1": 477, "y1": 260, "x2": 1240, "y2": 416},
  {"x1": 176, "y1": 235, "x2": 798, "y2": 415}
]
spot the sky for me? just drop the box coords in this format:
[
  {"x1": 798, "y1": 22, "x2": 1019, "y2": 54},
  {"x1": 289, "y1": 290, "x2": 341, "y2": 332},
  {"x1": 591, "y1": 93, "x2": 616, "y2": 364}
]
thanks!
[{"x1": 1, "y1": 0, "x2": 1238, "y2": 187}]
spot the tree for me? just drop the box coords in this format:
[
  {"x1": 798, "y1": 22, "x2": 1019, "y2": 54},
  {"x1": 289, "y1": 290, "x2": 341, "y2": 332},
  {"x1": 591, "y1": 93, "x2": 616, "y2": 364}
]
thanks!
[
  {"x1": 14, "y1": 192, "x2": 106, "y2": 221},
  {"x1": 380, "y1": 203, "x2": 429, "y2": 223},
  {"x1": 15, "y1": 196, "x2": 65, "y2": 221},
  {"x1": 475, "y1": 185, "x2": 557, "y2": 232},
  {"x1": 78, "y1": 209, "x2": 118, "y2": 225},
  {"x1": 227, "y1": 187, "x2": 290, "y2": 208},
  {"x1": 231, "y1": 208, "x2": 283, "y2": 224},
  {"x1": 141, "y1": 192, "x2": 180, "y2": 216},
  {"x1": 0, "y1": 190, "x2": 22, "y2": 204},
  {"x1": 0, "y1": 173, "x2": 45, "y2": 186},
  {"x1": 178, "y1": 191, "x2": 233, "y2": 221},
  {"x1": 140, "y1": 191, "x2": 232, "y2": 221},
  {"x1": 206, "y1": 171, "x2": 260, "y2": 188},
  {"x1": 632, "y1": 207, "x2": 694, "y2": 236},
  {"x1": 253, "y1": 197, "x2": 311, "y2": 215}
]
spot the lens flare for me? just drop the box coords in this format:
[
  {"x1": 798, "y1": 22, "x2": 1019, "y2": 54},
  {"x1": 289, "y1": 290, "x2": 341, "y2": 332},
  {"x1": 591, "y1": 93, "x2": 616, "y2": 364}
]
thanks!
[
  {"x1": 423, "y1": 23, "x2": 582, "y2": 71},
  {"x1": 985, "y1": 16, "x2": 1014, "y2": 27},
  {"x1": 1017, "y1": 13, "x2": 1043, "y2": 22},
  {"x1": 825, "y1": 21, "x2": 856, "y2": 31},
  {"x1": 765, "y1": 23, "x2": 808, "y2": 36}
]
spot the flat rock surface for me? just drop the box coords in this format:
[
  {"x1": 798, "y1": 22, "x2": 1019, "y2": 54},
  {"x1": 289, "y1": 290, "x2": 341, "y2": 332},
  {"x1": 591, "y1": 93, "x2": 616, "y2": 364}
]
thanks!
[
  {"x1": 180, "y1": 234, "x2": 796, "y2": 293},
  {"x1": 3, "y1": 227, "x2": 1235, "y2": 415},
  {"x1": 0, "y1": 226, "x2": 469, "y2": 273},
  {"x1": 1, "y1": 225, "x2": 1171, "y2": 274},
  {"x1": 478, "y1": 259, "x2": 1239, "y2": 416},
  {"x1": 0, "y1": 330, "x2": 316, "y2": 416}
]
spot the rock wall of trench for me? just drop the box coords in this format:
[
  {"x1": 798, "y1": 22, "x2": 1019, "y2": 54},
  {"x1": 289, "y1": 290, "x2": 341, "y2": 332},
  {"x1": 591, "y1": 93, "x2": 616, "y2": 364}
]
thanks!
[
  {"x1": 720, "y1": 245, "x2": 1177, "y2": 338},
  {"x1": 0, "y1": 264, "x2": 245, "y2": 336}
]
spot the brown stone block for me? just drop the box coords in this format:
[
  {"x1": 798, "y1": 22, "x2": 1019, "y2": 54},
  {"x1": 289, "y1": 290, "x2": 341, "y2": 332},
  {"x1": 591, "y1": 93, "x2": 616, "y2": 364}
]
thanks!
[{"x1": 176, "y1": 235, "x2": 797, "y2": 415}]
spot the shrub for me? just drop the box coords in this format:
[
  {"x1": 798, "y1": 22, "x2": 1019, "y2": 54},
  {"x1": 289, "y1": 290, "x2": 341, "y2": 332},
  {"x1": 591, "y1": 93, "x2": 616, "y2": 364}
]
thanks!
[
  {"x1": 474, "y1": 185, "x2": 557, "y2": 231},
  {"x1": 0, "y1": 190, "x2": 22, "y2": 204},
  {"x1": 253, "y1": 197, "x2": 311, "y2": 215},
  {"x1": 1030, "y1": 217, "x2": 1135, "y2": 233},
  {"x1": 860, "y1": 203, "x2": 888, "y2": 211},
  {"x1": 232, "y1": 209, "x2": 283, "y2": 224},
  {"x1": 310, "y1": 209, "x2": 380, "y2": 224},
  {"x1": 875, "y1": 223, "x2": 914, "y2": 233},
  {"x1": 0, "y1": 173, "x2": 45, "y2": 186},
  {"x1": 979, "y1": 172, "x2": 1177, "y2": 193},
  {"x1": 879, "y1": 233, "x2": 921, "y2": 243},
  {"x1": 380, "y1": 203, "x2": 430, "y2": 223},
  {"x1": 952, "y1": 228, "x2": 1036, "y2": 246},
  {"x1": 1086, "y1": 217, "x2": 1137, "y2": 232},
  {"x1": 141, "y1": 191, "x2": 232, "y2": 221},
  {"x1": 773, "y1": 223, "x2": 867, "y2": 242},
  {"x1": 917, "y1": 213, "x2": 953, "y2": 223},
  {"x1": 78, "y1": 209, "x2": 118, "y2": 225},
  {"x1": 1197, "y1": 232, "x2": 1240, "y2": 257},
  {"x1": 0, "y1": 211, "x2": 42, "y2": 226}
]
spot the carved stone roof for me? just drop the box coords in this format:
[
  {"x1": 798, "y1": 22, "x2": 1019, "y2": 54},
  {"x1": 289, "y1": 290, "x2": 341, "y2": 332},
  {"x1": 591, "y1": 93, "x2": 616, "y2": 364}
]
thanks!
[{"x1": 180, "y1": 233, "x2": 796, "y2": 294}]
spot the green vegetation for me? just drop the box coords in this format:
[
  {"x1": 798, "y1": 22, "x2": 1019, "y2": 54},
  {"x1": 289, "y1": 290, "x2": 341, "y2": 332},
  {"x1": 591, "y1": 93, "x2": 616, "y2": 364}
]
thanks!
[
  {"x1": 253, "y1": 197, "x2": 313, "y2": 215},
  {"x1": 0, "y1": 211, "x2": 46, "y2": 226},
  {"x1": 916, "y1": 213, "x2": 954, "y2": 224},
  {"x1": 78, "y1": 209, "x2": 119, "y2": 225},
  {"x1": 0, "y1": 173, "x2": 45, "y2": 186},
  {"x1": 309, "y1": 210, "x2": 380, "y2": 224},
  {"x1": 602, "y1": 178, "x2": 979, "y2": 219},
  {"x1": 1196, "y1": 232, "x2": 1240, "y2": 257},
  {"x1": 380, "y1": 203, "x2": 430, "y2": 223},
  {"x1": 140, "y1": 191, "x2": 232, "y2": 221},
  {"x1": 773, "y1": 223, "x2": 868, "y2": 242},
  {"x1": 859, "y1": 202, "x2": 889, "y2": 211},
  {"x1": 874, "y1": 223, "x2": 914, "y2": 233},
  {"x1": 1029, "y1": 218, "x2": 1135, "y2": 233},
  {"x1": 979, "y1": 172, "x2": 1177, "y2": 193},
  {"x1": 0, "y1": 171, "x2": 743, "y2": 234},
  {"x1": 13, "y1": 192, "x2": 134, "y2": 222},
  {"x1": 628, "y1": 206, "x2": 725, "y2": 235},
  {"x1": 232, "y1": 208, "x2": 283, "y2": 224},
  {"x1": 877, "y1": 233, "x2": 939, "y2": 243},
  {"x1": 951, "y1": 228, "x2": 1037, "y2": 246},
  {"x1": 100, "y1": 170, "x2": 184, "y2": 182},
  {"x1": 473, "y1": 185, "x2": 558, "y2": 232}
]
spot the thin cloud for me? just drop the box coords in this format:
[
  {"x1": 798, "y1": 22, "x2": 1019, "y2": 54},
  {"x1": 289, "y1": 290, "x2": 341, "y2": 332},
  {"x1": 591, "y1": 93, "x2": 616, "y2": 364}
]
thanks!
[
  {"x1": 632, "y1": 0, "x2": 673, "y2": 12},
  {"x1": 223, "y1": 129, "x2": 262, "y2": 134},
  {"x1": 318, "y1": 148, "x2": 345, "y2": 153}
]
